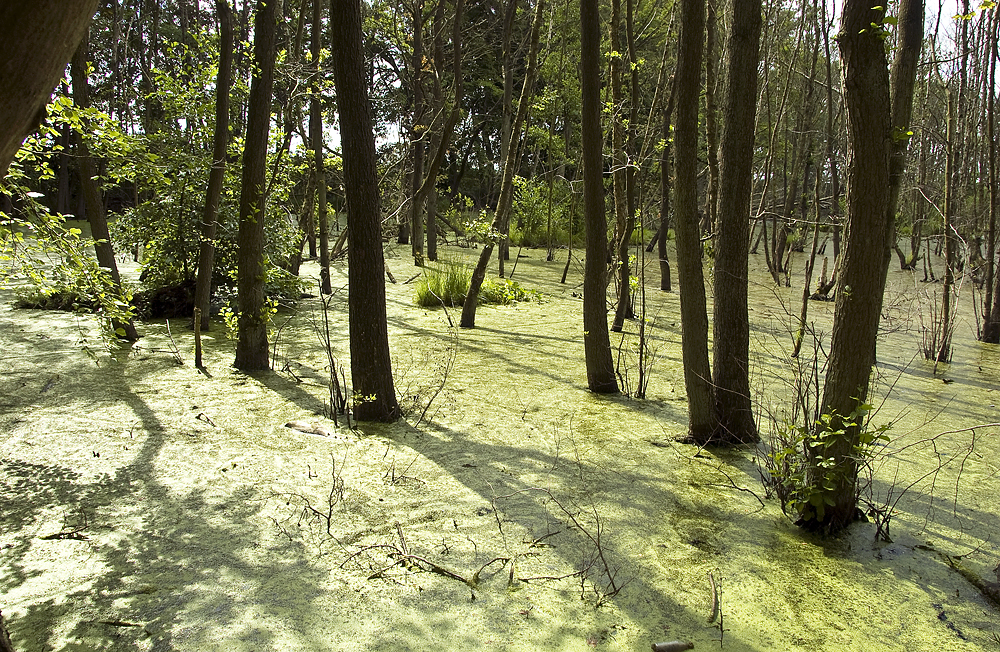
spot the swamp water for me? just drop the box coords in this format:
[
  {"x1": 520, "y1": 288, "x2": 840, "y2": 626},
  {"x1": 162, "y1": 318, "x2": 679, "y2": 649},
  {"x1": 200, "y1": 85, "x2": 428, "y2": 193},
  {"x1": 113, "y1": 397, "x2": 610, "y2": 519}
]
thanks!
[{"x1": 0, "y1": 235, "x2": 998, "y2": 651}]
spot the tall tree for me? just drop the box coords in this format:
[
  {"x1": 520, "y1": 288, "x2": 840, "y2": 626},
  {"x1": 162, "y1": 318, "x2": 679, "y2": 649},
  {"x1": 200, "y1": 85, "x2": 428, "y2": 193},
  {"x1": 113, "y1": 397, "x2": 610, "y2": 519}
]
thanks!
[
  {"x1": 674, "y1": 0, "x2": 716, "y2": 439},
  {"x1": 982, "y1": 9, "x2": 1000, "y2": 343},
  {"x1": 408, "y1": 0, "x2": 427, "y2": 266},
  {"x1": 879, "y1": 0, "x2": 925, "y2": 310},
  {"x1": 194, "y1": 0, "x2": 235, "y2": 331},
  {"x1": 0, "y1": 0, "x2": 101, "y2": 173},
  {"x1": 234, "y1": 0, "x2": 278, "y2": 371},
  {"x1": 711, "y1": 0, "x2": 762, "y2": 444},
  {"x1": 70, "y1": 34, "x2": 140, "y2": 342},
  {"x1": 331, "y1": 0, "x2": 401, "y2": 421},
  {"x1": 312, "y1": 0, "x2": 332, "y2": 294},
  {"x1": 459, "y1": 0, "x2": 545, "y2": 328},
  {"x1": 801, "y1": 0, "x2": 892, "y2": 532},
  {"x1": 580, "y1": 0, "x2": 618, "y2": 393}
]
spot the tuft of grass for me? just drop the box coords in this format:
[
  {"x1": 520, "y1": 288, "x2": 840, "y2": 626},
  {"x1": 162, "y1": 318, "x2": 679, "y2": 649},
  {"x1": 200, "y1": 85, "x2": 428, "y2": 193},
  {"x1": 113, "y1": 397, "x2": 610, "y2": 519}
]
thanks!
[
  {"x1": 415, "y1": 262, "x2": 542, "y2": 308},
  {"x1": 414, "y1": 261, "x2": 471, "y2": 307}
]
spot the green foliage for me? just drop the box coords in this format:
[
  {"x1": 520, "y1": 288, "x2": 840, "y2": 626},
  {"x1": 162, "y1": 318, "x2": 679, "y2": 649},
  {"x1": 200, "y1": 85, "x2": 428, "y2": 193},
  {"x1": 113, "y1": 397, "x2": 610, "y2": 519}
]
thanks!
[
  {"x1": 479, "y1": 277, "x2": 540, "y2": 305},
  {"x1": 509, "y1": 175, "x2": 575, "y2": 248},
  {"x1": 766, "y1": 402, "x2": 891, "y2": 523},
  {"x1": 463, "y1": 210, "x2": 505, "y2": 245},
  {"x1": 2, "y1": 141, "x2": 136, "y2": 346}
]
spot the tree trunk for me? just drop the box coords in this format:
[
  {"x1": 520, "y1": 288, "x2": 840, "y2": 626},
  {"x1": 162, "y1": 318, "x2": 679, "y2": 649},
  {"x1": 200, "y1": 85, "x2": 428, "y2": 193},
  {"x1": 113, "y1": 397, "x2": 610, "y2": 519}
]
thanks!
[
  {"x1": 658, "y1": 74, "x2": 677, "y2": 293},
  {"x1": 711, "y1": 0, "x2": 761, "y2": 444},
  {"x1": 194, "y1": 0, "x2": 234, "y2": 332},
  {"x1": 331, "y1": 0, "x2": 401, "y2": 421},
  {"x1": 803, "y1": 0, "x2": 892, "y2": 533},
  {"x1": 460, "y1": 0, "x2": 544, "y2": 328},
  {"x1": 580, "y1": 0, "x2": 618, "y2": 394},
  {"x1": 981, "y1": 9, "x2": 999, "y2": 342},
  {"x1": 409, "y1": 0, "x2": 426, "y2": 266},
  {"x1": 878, "y1": 0, "x2": 924, "y2": 314},
  {"x1": 234, "y1": 0, "x2": 277, "y2": 371},
  {"x1": 703, "y1": 0, "x2": 719, "y2": 236},
  {"x1": 937, "y1": 89, "x2": 956, "y2": 363},
  {"x1": 312, "y1": 0, "x2": 332, "y2": 294},
  {"x1": 71, "y1": 35, "x2": 139, "y2": 342},
  {"x1": 674, "y1": 0, "x2": 715, "y2": 440},
  {"x1": 0, "y1": 0, "x2": 101, "y2": 173}
]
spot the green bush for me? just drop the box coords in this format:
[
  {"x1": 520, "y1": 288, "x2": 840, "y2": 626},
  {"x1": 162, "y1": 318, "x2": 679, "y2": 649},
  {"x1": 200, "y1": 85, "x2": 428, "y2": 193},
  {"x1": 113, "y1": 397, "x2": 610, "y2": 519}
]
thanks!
[{"x1": 480, "y1": 277, "x2": 540, "y2": 305}]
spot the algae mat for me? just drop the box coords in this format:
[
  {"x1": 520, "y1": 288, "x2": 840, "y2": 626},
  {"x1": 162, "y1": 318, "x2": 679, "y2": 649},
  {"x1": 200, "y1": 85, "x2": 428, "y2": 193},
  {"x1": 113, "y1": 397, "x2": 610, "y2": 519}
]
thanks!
[{"x1": 1, "y1": 244, "x2": 998, "y2": 651}]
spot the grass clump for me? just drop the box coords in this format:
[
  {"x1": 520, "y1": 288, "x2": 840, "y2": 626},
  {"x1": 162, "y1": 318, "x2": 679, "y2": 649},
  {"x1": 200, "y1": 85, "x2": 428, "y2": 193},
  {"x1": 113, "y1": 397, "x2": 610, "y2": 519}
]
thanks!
[
  {"x1": 415, "y1": 261, "x2": 541, "y2": 308},
  {"x1": 415, "y1": 260, "x2": 470, "y2": 307}
]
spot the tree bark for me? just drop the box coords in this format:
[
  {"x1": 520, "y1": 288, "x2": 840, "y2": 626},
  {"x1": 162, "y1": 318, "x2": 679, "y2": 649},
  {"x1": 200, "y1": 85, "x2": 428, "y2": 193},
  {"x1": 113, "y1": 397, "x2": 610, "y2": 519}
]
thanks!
[
  {"x1": 703, "y1": 0, "x2": 720, "y2": 235},
  {"x1": 331, "y1": 0, "x2": 401, "y2": 421},
  {"x1": 194, "y1": 0, "x2": 234, "y2": 331},
  {"x1": 580, "y1": 0, "x2": 618, "y2": 394},
  {"x1": 409, "y1": 0, "x2": 427, "y2": 266},
  {"x1": 674, "y1": 0, "x2": 716, "y2": 440},
  {"x1": 234, "y1": 0, "x2": 277, "y2": 371},
  {"x1": 711, "y1": 0, "x2": 761, "y2": 444},
  {"x1": 0, "y1": 0, "x2": 101, "y2": 173},
  {"x1": 982, "y1": 9, "x2": 999, "y2": 342},
  {"x1": 71, "y1": 35, "x2": 140, "y2": 342},
  {"x1": 804, "y1": 0, "x2": 892, "y2": 533},
  {"x1": 312, "y1": 0, "x2": 332, "y2": 294},
  {"x1": 0, "y1": 609, "x2": 13, "y2": 652},
  {"x1": 878, "y1": 0, "x2": 924, "y2": 314}
]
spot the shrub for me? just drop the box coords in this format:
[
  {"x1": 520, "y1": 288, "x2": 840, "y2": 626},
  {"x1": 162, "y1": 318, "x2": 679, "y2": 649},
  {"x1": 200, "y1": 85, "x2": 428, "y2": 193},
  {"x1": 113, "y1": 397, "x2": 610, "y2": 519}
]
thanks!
[{"x1": 480, "y1": 277, "x2": 540, "y2": 305}]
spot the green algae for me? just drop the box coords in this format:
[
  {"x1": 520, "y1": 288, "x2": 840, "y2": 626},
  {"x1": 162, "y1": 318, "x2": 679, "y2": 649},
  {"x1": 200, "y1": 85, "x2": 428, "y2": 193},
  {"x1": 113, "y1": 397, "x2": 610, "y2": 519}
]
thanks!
[{"x1": 0, "y1": 237, "x2": 997, "y2": 651}]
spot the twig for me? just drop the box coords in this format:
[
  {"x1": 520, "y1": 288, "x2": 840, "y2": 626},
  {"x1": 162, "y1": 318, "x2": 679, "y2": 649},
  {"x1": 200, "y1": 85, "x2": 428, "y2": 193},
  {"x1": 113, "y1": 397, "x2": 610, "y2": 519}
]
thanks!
[{"x1": 707, "y1": 571, "x2": 719, "y2": 623}]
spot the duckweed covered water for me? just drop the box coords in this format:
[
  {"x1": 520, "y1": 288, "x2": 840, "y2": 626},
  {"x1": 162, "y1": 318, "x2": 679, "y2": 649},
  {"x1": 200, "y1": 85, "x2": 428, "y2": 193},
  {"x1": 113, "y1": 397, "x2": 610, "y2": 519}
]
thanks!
[{"x1": 0, "y1": 234, "x2": 997, "y2": 651}]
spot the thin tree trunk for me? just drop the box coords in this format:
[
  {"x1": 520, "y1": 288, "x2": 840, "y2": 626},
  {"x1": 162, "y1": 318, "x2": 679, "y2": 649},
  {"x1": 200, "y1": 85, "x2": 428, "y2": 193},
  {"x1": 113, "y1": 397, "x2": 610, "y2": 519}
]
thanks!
[
  {"x1": 937, "y1": 89, "x2": 956, "y2": 363},
  {"x1": 703, "y1": 0, "x2": 720, "y2": 235},
  {"x1": 312, "y1": 0, "x2": 331, "y2": 293},
  {"x1": 194, "y1": 0, "x2": 233, "y2": 331},
  {"x1": 460, "y1": 0, "x2": 544, "y2": 328},
  {"x1": 409, "y1": 0, "x2": 426, "y2": 266},
  {"x1": 234, "y1": 0, "x2": 277, "y2": 371},
  {"x1": 675, "y1": 0, "x2": 715, "y2": 440},
  {"x1": 71, "y1": 35, "x2": 139, "y2": 342},
  {"x1": 982, "y1": 9, "x2": 999, "y2": 342}
]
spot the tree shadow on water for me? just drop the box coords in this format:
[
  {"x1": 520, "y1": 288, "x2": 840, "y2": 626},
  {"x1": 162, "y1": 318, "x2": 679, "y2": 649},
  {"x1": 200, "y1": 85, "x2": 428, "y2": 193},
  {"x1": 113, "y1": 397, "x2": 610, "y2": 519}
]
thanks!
[{"x1": 0, "y1": 384, "x2": 329, "y2": 651}]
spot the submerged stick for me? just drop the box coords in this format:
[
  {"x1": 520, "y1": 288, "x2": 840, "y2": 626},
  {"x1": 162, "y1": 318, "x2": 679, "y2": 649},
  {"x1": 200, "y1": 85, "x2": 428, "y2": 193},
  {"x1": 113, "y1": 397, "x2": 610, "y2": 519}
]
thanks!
[
  {"x1": 707, "y1": 571, "x2": 719, "y2": 624},
  {"x1": 651, "y1": 641, "x2": 694, "y2": 652}
]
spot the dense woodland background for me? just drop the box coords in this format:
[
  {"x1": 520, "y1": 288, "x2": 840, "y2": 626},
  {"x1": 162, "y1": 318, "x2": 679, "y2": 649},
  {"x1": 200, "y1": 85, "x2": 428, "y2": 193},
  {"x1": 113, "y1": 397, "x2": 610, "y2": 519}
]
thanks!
[{"x1": 2, "y1": 0, "x2": 1000, "y2": 538}]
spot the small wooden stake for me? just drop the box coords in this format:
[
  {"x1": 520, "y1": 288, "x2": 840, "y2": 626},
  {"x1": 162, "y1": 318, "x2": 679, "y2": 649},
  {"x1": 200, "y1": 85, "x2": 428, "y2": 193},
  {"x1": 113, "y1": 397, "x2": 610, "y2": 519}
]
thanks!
[{"x1": 193, "y1": 307, "x2": 203, "y2": 368}]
